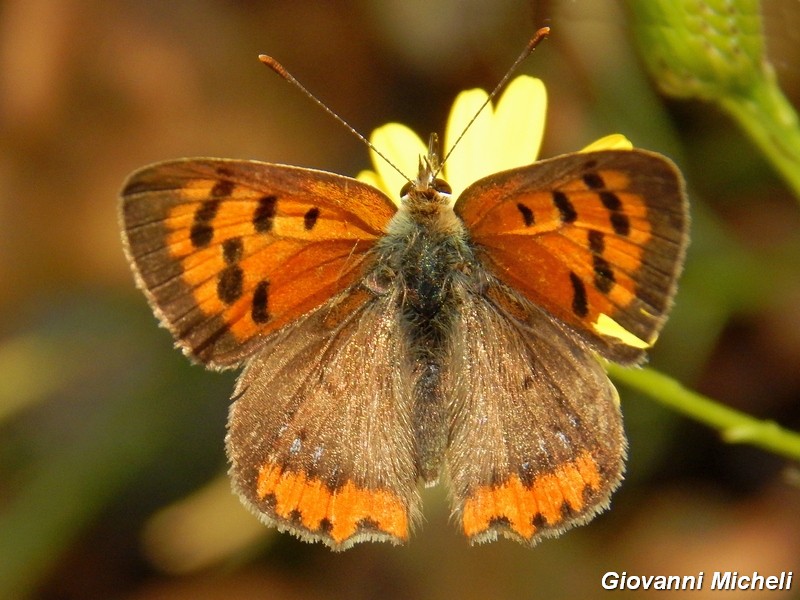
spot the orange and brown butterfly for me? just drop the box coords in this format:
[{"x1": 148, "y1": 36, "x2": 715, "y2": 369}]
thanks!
[{"x1": 120, "y1": 66, "x2": 688, "y2": 550}]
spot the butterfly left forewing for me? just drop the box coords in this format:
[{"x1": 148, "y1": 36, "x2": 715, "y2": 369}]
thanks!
[
  {"x1": 454, "y1": 149, "x2": 688, "y2": 364},
  {"x1": 120, "y1": 159, "x2": 396, "y2": 367},
  {"x1": 444, "y1": 283, "x2": 625, "y2": 545}
]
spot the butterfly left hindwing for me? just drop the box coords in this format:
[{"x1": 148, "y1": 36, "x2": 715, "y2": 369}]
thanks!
[{"x1": 226, "y1": 283, "x2": 420, "y2": 550}]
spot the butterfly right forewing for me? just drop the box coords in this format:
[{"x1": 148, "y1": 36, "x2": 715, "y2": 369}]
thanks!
[{"x1": 454, "y1": 149, "x2": 688, "y2": 365}]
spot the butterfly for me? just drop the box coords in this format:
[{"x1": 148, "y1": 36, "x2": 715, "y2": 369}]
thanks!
[{"x1": 120, "y1": 108, "x2": 688, "y2": 551}]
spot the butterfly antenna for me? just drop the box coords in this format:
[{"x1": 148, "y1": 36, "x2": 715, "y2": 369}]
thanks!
[
  {"x1": 435, "y1": 26, "x2": 550, "y2": 177},
  {"x1": 259, "y1": 55, "x2": 413, "y2": 185}
]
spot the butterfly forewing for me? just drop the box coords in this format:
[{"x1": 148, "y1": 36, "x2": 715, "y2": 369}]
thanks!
[
  {"x1": 120, "y1": 159, "x2": 397, "y2": 367},
  {"x1": 454, "y1": 149, "x2": 688, "y2": 364}
]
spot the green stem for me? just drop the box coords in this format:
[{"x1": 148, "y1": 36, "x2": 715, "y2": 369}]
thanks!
[
  {"x1": 627, "y1": 0, "x2": 800, "y2": 203},
  {"x1": 608, "y1": 364, "x2": 800, "y2": 461},
  {"x1": 719, "y1": 76, "x2": 800, "y2": 202}
]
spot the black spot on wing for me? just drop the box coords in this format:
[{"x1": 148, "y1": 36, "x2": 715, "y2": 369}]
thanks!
[
  {"x1": 517, "y1": 203, "x2": 535, "y2": 226},
  {"x1": 211, "y1": 179, "x2": 235, "y2": 197},
  {"x1": 222, "y1": 237, "x2": 243, "y2": 264},
  {"x1": 190, "y1": 199, "x2": 221, "y2": 247},
  {"x1": 593, "y1": 255, "x2": 614, "y2": 293},
  {"x1": 304, "y1": 207, "x2": 320, "y2": 230},
  {"x1": 582, "y1": 172, "x2": 605, "y2": 189},
  {"x1": 252, "y1": 280, "x2": 271, "y2": 324},
  {"x1": 218, "y1": 265, "x2": 244, "y2": 304},
  {"x1": 569, "y1": 272, "x2": 588, "y2": 317},
  {"x1": 254, "y1": 195, "x2": 278, "y2": 233},
  {"x1": 553, "y1": 191, "x2": 577, "y2": 223}
]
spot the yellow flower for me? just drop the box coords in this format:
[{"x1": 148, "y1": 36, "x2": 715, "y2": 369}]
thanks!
[{"x1": 357, "y1": 75, "x2": 633, "y2": 204}]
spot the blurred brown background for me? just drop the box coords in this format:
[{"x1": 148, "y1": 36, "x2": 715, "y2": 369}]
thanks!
[{"x1": 2, "y1": 1, "x2": 800, "y2": 598}]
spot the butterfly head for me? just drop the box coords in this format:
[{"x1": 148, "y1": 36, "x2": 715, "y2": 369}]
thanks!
[{"x1": 399, "y1": 133, "x2": 453, "y2": 208}]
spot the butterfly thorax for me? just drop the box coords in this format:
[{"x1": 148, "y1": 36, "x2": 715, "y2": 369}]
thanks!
[
  {"x1": 387, "y1": 188, "x2": 472, "y2": 326},
  {"x1": 369, "y1": 178, "x2": 477, "y2": 483}
]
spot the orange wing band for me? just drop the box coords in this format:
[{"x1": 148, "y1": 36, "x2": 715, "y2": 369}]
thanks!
[
  {"x1": 257, "y1": 464, "x2": 409, "y2": 545},
  {"x1": 461, "y1": 451, "x2": 602, "y2": 540}
]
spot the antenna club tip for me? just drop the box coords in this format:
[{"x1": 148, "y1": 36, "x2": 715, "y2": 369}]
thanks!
[
  {"x1": 527, "y1": 26, "x2": 551, "y2": 52},
  {"x1": 258, "y1": 54, "x2": 289, "y2": 78}
]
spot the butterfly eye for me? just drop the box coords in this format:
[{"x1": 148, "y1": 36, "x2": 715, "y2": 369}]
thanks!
[
  {"x1": 399, "y1": 178, "x2": 451, "y2": 198},
  {"x1": 433, "y1": 178, "x2": 452, "y2": 195}
]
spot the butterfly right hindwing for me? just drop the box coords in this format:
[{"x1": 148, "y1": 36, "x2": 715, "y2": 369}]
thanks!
[{"x1": 443, "y1": 280, "x2": 625, "y2": 545}]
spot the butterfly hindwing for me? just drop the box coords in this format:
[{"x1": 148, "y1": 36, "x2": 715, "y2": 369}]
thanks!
[
  {"x1": 444, "y1": 281, "x2": 625, "y2": 545},
  {"x1": 120, "y1": 159, "x2": 397, "y2": 368},
  {"x1": 226, "y1": 284, "x2": 420, "y2": 550},
  {"x1": 454, "y1": 149, "x2": 688, "y2": 364}
]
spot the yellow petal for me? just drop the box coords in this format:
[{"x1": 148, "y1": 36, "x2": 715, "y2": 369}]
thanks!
[
  {"x1": 369, "y1": 123, "x2": 426, "y2": 200},
  {"x1": 355, "y1": 169, "x2": 399, "y2": 204},
  {"x1": 580, "y1": 134, "x2": 633, "y2": 152},
  {"x1": 492, "y1": 76, "x2": 547, "y2": 171},
  {"x1": 443, "y1": 88, "x2": 494, "y2": 198},
  {"x1": 593, "y1": 313, "x2": 651, "y2": 349}
]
